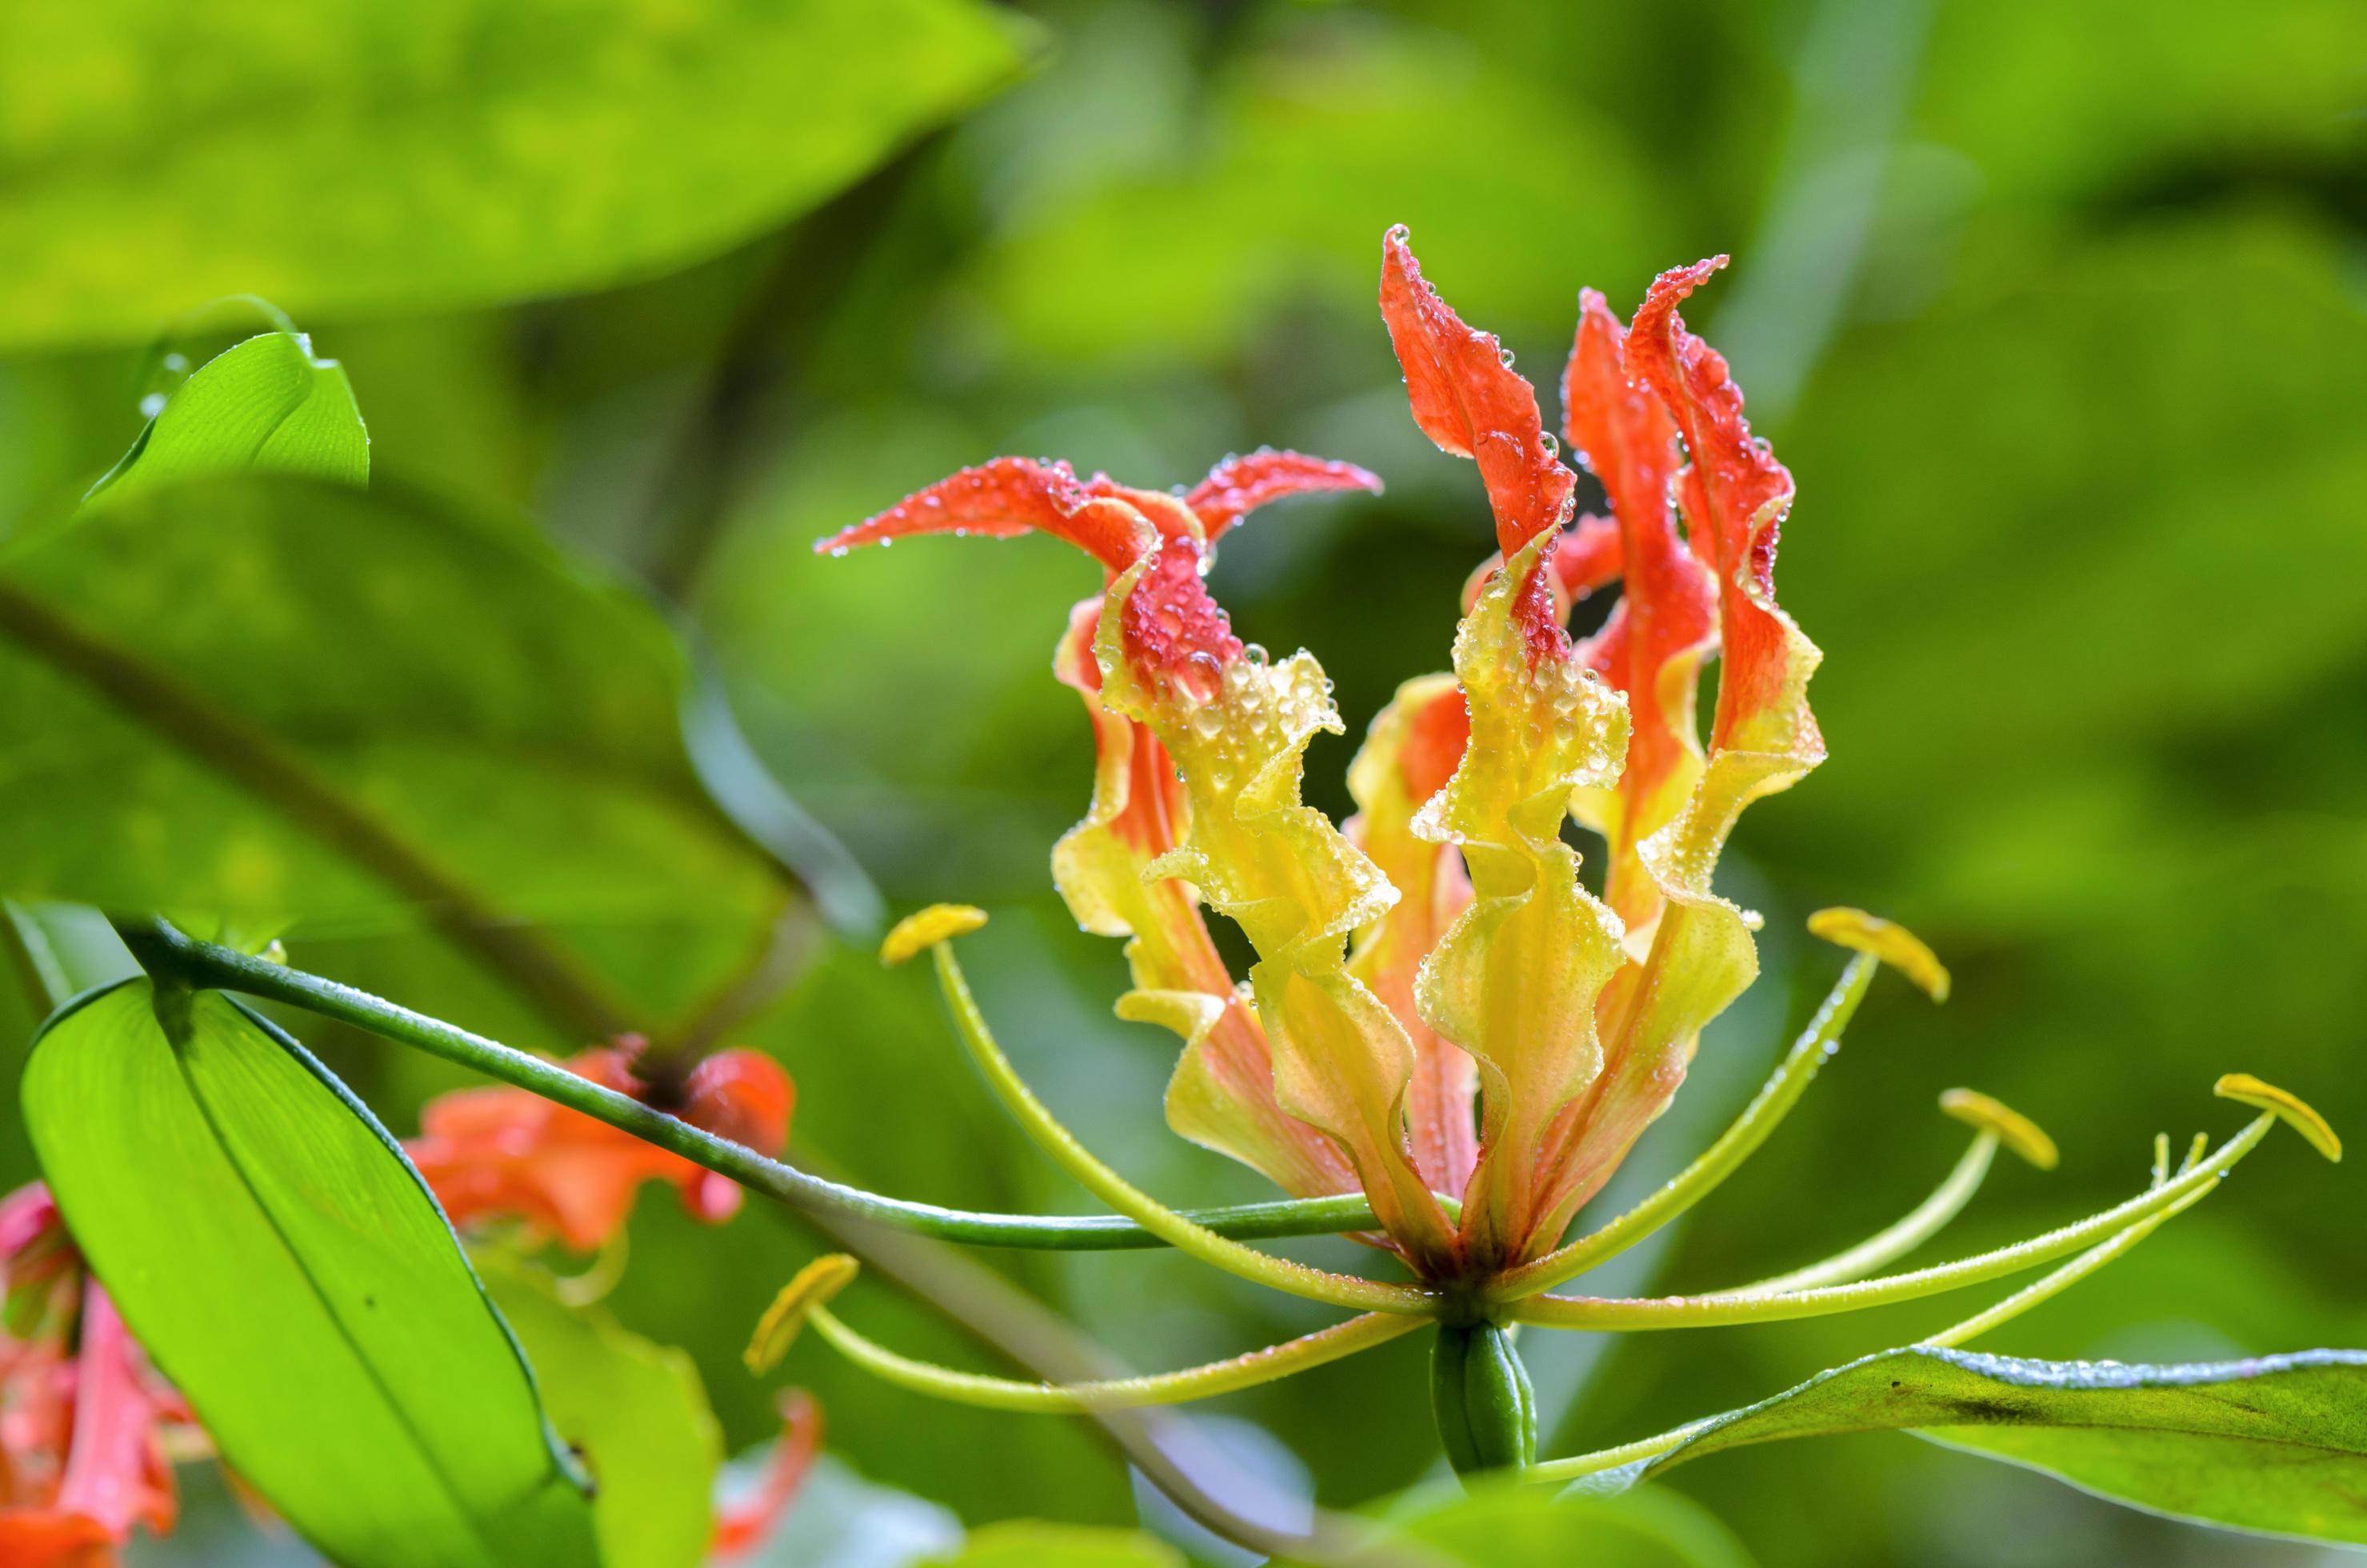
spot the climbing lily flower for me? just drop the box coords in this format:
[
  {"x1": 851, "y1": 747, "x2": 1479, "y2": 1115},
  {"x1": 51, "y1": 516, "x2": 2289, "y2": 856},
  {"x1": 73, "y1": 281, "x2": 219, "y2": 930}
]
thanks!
[
  {"x1": 0, "y1": 1184, "x2": 192, "y2": 1566},
  {"x1": 771, "y1": 226, "x2": 2339, "y2": 1477},
  {"x1": 408, "y1": 1040, "x2": 794, "y2": 1251}
]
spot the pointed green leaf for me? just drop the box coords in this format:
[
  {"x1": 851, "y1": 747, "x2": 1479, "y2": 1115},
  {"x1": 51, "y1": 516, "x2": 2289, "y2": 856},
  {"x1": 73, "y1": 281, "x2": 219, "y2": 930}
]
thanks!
[
  {"x1": 22, "y1": 980, "x2": 600, "y2": 1568},
  {"x1": 0, "y1": 0, "x2": 1032, "y2": 351},
  {"x1": 1571, "y1": 1345, "x2": 2367, "y2": 1547},
  {"x1": 477, "y1": 1250, "x2": 724, "y2": 1568},
  {"x1": 86, "y1": 332, "x2": 368, "y2": 505}
]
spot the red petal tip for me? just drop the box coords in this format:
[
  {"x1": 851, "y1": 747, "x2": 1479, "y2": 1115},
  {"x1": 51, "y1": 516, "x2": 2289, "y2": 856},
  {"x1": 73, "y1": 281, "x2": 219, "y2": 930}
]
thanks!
[
  {"x1": 814, "y1": 457, "x2": 1146, "y2": 571},
  {"x1": 1377, "y1": 227, "x2": 1577, "y2": 562},
  {"x1": 1185, "y1": 449, "x2": 1383, "y2": 541}
]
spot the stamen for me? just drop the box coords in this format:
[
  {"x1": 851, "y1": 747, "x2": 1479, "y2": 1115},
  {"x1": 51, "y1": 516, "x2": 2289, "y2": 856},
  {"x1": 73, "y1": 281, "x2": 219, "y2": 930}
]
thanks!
[
  {"x1": 1921, "y1": 1169, "x2": 2215, "y2": 1350},
  {"x1": 746, "y1": 1254, "x2": 861, "y2": 1374},
  {"x1": 1805, "y1": 907, "x2": 1950, "y2": 1002},
  {"x1": 894, "y1": 906, "x2": 1437, "y2": 1317},
  {"x1": 1513, "y1": 1108, "x2": 2284, "y2": 1330},
  {"x1": 881, "y1": 904, "x2": 990, "y2": 968},
  {"x1": 1940, "y1": 1088, "x2": 2059, "y2": 1170},
  {"x1": 798, "y1": 1305, "x2": 1424, "y2": 1413},
  {"x1": 2215, "y1": 1074, "x2": 2341, "y2": 1162}
]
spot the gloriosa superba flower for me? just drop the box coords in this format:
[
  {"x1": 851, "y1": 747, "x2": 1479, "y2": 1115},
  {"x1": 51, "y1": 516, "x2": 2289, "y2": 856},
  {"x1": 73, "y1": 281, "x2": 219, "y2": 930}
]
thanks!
[{"x1": 770, "y1": 226, "x2": 2340, "y2": 1474}]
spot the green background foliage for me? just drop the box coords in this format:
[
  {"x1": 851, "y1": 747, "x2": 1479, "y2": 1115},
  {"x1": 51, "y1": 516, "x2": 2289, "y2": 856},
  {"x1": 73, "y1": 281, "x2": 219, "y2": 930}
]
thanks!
[{"x1": 0, "y1": 0, "x2": 2361, "y2": 1563}]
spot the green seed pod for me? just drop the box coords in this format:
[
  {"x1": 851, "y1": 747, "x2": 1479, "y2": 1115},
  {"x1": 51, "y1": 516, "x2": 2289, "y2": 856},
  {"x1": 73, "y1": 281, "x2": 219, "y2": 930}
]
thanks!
[{"x1": 1430, "y1": 1321, "x2": 1536, "y2": 1476}]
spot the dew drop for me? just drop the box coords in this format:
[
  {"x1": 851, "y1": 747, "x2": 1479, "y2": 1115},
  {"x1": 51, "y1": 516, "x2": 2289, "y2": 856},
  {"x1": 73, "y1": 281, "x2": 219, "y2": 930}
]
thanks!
[{"x1": 1178, "y1": 650, "x2": 1225, "y2": 704}]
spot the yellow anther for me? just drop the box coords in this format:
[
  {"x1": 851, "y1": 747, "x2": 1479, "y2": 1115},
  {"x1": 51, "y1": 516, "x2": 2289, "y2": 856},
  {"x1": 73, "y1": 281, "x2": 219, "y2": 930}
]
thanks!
[
  {"x1": 745, "y1": 1254, "x2": 861, "y2": 1373},
  {"x1": 1940, "y1": 1088, "x2": 2058, "y2": 1170},
  {"x1": 1807, "y1": 907, "x2": 1949, "y2": 1002},
  {"x1": 2214, "y1": 1074, "x2": 2341, "y2": 1162},
  {"x1": 880, "y1": 904, "x2": 988, "y2": 967}
]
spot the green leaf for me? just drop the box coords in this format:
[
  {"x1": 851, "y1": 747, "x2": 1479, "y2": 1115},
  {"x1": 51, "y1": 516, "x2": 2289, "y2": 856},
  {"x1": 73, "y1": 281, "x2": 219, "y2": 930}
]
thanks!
[
  {"x1": 22, "y1": 979, "x2": 600, "y2": 1568},
  {"x1": 476, "y1": 1250, "x2": 722, "y2": 1568},
  {"x1": 923, "y1": 1522, "x2": 1185, "y2": 1567},
  {"x1": 0, "y1": 474, "x2": 818, "y2": 1026},
  {"x1": 1282, "y1": 1478, "x2": 1754, "y2": 1568},
  {"x1": 1572, "y1": 1346, "x2": 2367, "y2": 1547},
  {"x1": 86, "y1": 331, "x2": 368, "y2": 505},
  {"x1": 0, "y1": 0, "x2": 1032, "y2": 352}
]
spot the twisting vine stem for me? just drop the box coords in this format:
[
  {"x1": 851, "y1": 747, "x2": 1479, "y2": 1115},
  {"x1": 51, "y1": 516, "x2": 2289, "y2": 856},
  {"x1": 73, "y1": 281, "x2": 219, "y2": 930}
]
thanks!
[{"x1": 107, "y1": 915, "x2": 1400, "y2": 1254}]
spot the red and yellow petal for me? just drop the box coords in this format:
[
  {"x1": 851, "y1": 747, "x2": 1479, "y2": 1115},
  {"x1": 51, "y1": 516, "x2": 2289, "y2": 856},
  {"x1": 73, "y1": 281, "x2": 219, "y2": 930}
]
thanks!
[
  {"x1": 1050, "y1": 598, "x2": 1356, "y2": 1201},
  {"x1": 1092, "y1": 543, "x2": 1457, "y2": 1270},
  {"x1": 1184, "y1": 450, "x2": 1382, "y2": 542},
  {"x1": 1413, "y1": 530, "x2": 1632, "y2": 1269},
  {"x1": 1346, "y1": 674, "x2": 1480, "y2": 1198},
  {"x1": 1562, "y1": 286, "x2": 1718, "y2": 933},
  {"x1": 1524, "y1": 262, "x2": 1820, "y2": 1247},
  {"x1": 1379, "y1": 227, "x2": 1577, "y2": 568}
]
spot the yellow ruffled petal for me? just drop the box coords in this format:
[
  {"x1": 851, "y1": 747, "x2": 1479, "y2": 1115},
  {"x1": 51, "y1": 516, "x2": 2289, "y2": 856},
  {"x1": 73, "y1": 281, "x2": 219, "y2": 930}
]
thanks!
[
  {"x1": 1097, "y1": 552, "x2": 1456, "y2": 1270},
  {"x1": 1412, "y1": 532, "x2": 1631, "y2": 1268},
  {"x1": 1346, "y1": 674, "x2": 1480, "y2": 1197},
  {"x1": 1050, "y1": 605, "x2": 1356, "y2": 1201},
  {"x1": 2214, "y1": 1074, "x2": 2341, "y2": 1162},
  {"x1": 1809, "y1": 907, "x2": 1951, "y2": 1002}
]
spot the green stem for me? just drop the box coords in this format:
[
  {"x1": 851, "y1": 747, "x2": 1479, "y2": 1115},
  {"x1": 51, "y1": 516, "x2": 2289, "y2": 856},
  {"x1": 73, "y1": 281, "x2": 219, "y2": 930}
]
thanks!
[
  {"x1": 806, "y1": 1304, "x2": 1422, "y2": 1412},
  {"x1": 1493, "y1": 954, "x2": 1877, "y2": 1303},
  {"x1": 1523, "y1": 1151, "x2": 2225, "y2": 1488},
  {"x1": 109, "y1": 917, "x2": 1397, "y2": 1253},
  {"x1": 925, "y1": 942, "x2": 1437, "y2": 1316},
  {"x1": 1920, "y1": 1138, "x2": 2212, "y2": 1350},
  {"x1": 1513, "y1": 1114, "x2": 2275, "y2": 1330},
  {"x1": 1720, "y1": 1132, "x2": 1997, "y2": 1297},
  {"x1": 1523, "y1": 1418, "x2": 1717, "y2": 1486}
]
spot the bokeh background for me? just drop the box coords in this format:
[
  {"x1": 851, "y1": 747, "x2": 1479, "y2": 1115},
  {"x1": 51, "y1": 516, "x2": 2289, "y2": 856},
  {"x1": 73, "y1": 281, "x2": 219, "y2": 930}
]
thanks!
[{"x1": 2, "y1": 1, "x2": 2363, "y2": 1564}]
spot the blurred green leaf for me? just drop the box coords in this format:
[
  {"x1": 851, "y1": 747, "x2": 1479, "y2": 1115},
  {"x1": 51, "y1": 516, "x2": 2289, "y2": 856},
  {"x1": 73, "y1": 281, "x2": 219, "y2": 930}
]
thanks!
[
  {"x1": 22, "y1": 980, "x2": 599, "y2": 1567},
  {"x1": 0, "y1": 474, "x2": 796, "y2": 1026},
  {"x1": 478, "y1": 1250, "x2": 723, "y2": 1568},
  {"x1": 922, "y1": 1522, "x2": 1184, "y2": 1566},
  {"x1": 1912, "y1": 0, "x2": 2365, "y2": 207},
  {"x1": 0, "y1": 0, "x2": 1033, "y2": 353},
  {"x1": 1574, "y1": 1345, "x2": 2367, "y2": 1546},
  {"x1": 1297, "y1": 1477, "x2": 1754, "y2": 1567},
  {"x1": 968, "y1": 7, "x2": 1669, "y2": 366},
  {"x1": 86, "y1": 331, "x2": 369, "y2": 504}
]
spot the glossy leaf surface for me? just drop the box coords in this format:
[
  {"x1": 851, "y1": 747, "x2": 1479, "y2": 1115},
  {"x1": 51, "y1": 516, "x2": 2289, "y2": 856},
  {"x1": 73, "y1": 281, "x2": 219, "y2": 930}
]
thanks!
[
  {"x1": 0, "y1": 0, "x2": 1030, "y2": 350},
  {"x1": 22, "y1": 981, "x2": 599, "y2": 1567},
  {"x1": 478, "y1": 1252, "x2": 723, "y2": 1568},
  {"x1": 85, "y1": 331, "x2": 368, "y2": 503},
  {"x1": 1575, "y1": 1346, "x2": 2367, "y2": 1546}
]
